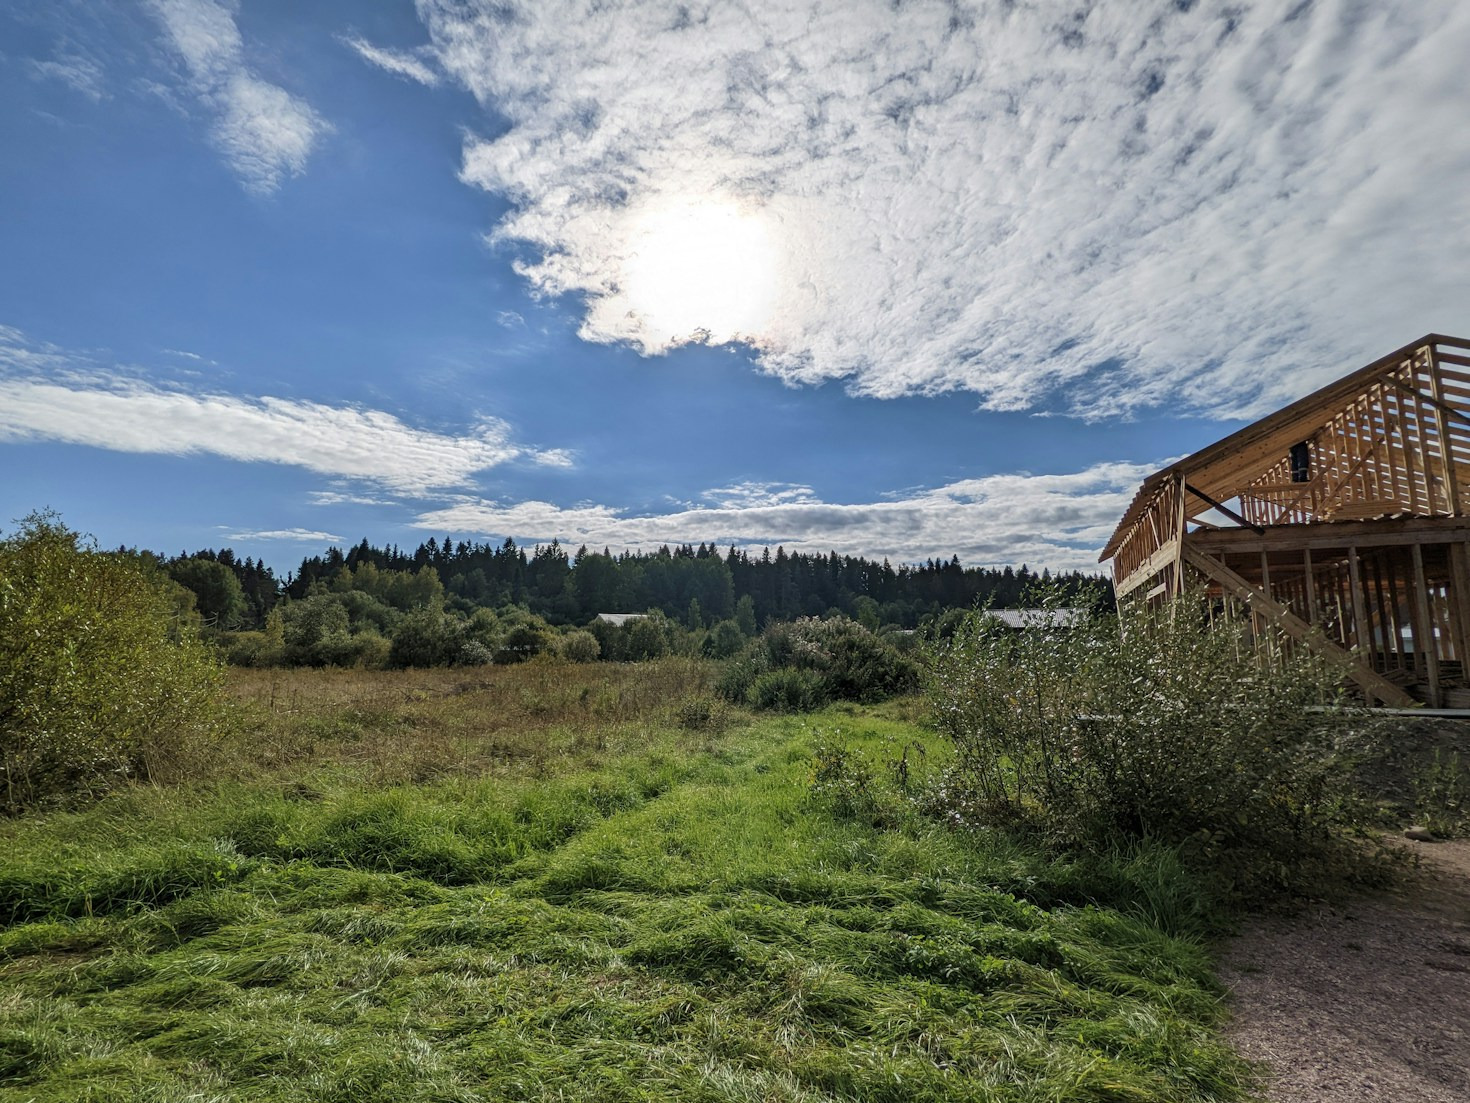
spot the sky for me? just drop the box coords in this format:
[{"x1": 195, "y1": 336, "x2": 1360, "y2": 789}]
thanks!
[{"x1": 2, "y1": 0, "x2": 1468, "y2": 577}]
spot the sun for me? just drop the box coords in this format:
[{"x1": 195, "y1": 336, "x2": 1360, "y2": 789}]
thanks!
[{"x1": 621, "y1": 199, "x2": 780, "y2": 347}]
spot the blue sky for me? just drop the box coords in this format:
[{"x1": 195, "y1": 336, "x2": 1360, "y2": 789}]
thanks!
[{"x1": 3, "y1": 0, "x2": 1468, "y2": 576}]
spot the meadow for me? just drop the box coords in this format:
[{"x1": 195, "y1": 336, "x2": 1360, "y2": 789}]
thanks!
[{"x1": 0, "y1": 660, "x2": 1252, "y2": 1102}]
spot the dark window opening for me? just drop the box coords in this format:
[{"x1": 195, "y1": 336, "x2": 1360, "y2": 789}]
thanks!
[{"x1": 1289, "y1": 441, "x2": 1311, "y2": 483}]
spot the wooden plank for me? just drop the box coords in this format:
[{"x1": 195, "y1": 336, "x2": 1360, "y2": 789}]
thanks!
[
  {"x1": 1185, "y1": 516, "x2": 1470, "y2": 555},
  {"x1": 1412, "y1": 543, "x2": 1442, "y2": 706},
  {"x1": 1115, "y1": 537, "x2": 1181, "y2": 599},
  {"x1": 1172, "y1": 474, "x2": 1187, "y2": 596},
  {"x1": 1427, "y1": 345, "x2": 1462, "y2": 515},
  {"x1": 1181, "y1": 544, "x2": 1417, "y2": 706}
]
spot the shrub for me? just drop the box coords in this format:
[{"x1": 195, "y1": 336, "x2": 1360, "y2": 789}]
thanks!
[
  {"x1": 925, "y1": 588, "x2": 1376, "y2": 901},
  {"x1": 750, "y1": 668, "x2": 827, "y2": 712},
  {"x1": 559, "y1": 630, "x2": 601, "y2": 663},
  {"x1": 717, "y1": 616, "x2": 918, "y2": 711},
  {"x1": 1413, "y1": 750, "x2": 1470, "y2": 838},
  {"x1": 0, "y1": 513, "x2": 224, "y2": 812},
  {"x1": 496, "y1": 620, "x2": 551, "y2": 664}
]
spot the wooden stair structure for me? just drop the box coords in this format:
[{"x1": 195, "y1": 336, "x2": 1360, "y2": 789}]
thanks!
[{"x1": 1102, "y1": 334, "x2": 1470, "y2": 707}]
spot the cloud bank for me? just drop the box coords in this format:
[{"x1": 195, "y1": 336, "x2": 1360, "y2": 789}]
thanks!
[
  {"x1": 0, "y1": 327, "x2": 561, "y2": 494},
  {"x1": 413, "y1": 465, "x2": 1152, "y2": 572},
  {"x1": 147, "y1": 0, "x2": 327, "y2": 193},
  {"x1": 418, "y1": 0, "x2": 1470, "y2": 419}
]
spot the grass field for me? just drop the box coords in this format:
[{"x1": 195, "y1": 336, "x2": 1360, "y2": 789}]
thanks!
[{"x1": 0, "y1": 661, "x2": 1251, "y2": 1101}]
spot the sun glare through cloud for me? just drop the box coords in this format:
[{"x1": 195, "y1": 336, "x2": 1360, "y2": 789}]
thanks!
[{"x1": 619, "y1": 199, "x2": 782, "y2": 349}]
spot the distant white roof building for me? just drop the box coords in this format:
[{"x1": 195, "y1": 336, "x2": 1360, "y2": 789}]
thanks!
[
  {"x1": 984, "y1": 608, "x2": 1089, "y2": 629},
  {"x1": 594, "y1": 613, "x2": 649, "y2": 627}
]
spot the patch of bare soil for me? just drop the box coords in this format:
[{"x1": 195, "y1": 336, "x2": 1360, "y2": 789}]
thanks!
[{"x1": 1221, "y1": 838, "x2": 1470, "y2": 1102}]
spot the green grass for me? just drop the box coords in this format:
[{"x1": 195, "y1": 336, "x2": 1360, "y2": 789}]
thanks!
[{"x1": 0, "y1": 665, "x2": 1251, "y2": 1101}]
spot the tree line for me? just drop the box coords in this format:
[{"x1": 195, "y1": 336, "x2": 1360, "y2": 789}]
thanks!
[{"x1": 167, "y1": 537, "x2": 1107, "y2": 633}]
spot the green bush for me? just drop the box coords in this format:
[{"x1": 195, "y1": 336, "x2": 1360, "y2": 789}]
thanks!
[
  {"x1": 925, "y1": 588, "x2": 1376, "y2": 901},
  {"x1": 717, "y1": 616, "x2": 918, "y2": 711},
  {"x1": 749, "y1": 667, "x2": 827, "y2": 712},
  {"x1": 559, "y1": 630, "x2": 601, "y2": 663},
  {"x1": 1413, "y1": 750, "x2": 1470, "y2": 838},
  {"x1": 0, "y1": 513, "x2": 224, "y2": 812}
]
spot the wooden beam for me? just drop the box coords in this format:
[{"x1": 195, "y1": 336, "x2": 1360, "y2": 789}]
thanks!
[
  {"x1": 1426, "y1": 345, "x2": 1462, "y2": 515},
  {"x1": 1172, "y1": 474, "x2": 1187, "y2": 596},
  {"x1": 1183, "y1": 483, "x2": 1261, "y2": 529},
  {"x1": 1279, "y1": 421, "x2": 1393, "y2": 523},
  {"x1": 1412, "y1": 543, "x2": 1442, "y2": 707},
  {"x1": 1115, "y1": 538, "x2": 1181, "y2": 600},
  {"x1": 1186, "y1": 516, "x2": 1470, "y2": 555},
  {"x1": 1181, "y1": 544, "x2": 1417, "y2": 707},
  {"x1": 1347, "y1": 545, "x2": 1373, "y2": 679}
]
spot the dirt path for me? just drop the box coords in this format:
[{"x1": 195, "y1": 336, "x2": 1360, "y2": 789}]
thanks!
[{"x1": 1220, "y1": 839, "x2": 1470, "y2": 1102}]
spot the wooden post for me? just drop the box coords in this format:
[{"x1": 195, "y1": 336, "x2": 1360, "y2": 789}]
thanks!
[
  {"x1": 1311, "y1": 547, "x2": 1323, "y2": 626},
  {"x1": 1172, "y1": 474, "x2": 1187, "y2": 597},
  {"x1": 1412, "y1": 543, "x2": 1442, "y2": 706},
  {"x1": 1347, "y1": 545, "x2": 1372, "y2": 667},
  {"x1": 1426, "y1": 345, "x2": 1462, "y2": 515},
  {"x1": 1450, "y1": 542, "x2": 1470, "y2": 671}
]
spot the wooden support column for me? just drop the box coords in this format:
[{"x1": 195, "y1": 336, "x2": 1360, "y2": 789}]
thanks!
[
  {"x1": 1450, "y1": 542, "x2": 1470, "y2": 669},
  {"x1": 1303, "y1": 547, "x2": 1319, "y2": 625},
  {"x1": 1347, "y1": 546, "x2": 1373, "y2": 669},
  {"x1": 1182, "y1": 545, "x2": 1417, "y2": 707},
  {"x1": 1412, "y1": 543, "x2": 1442, "y2": 706},
  {"x1": 1172, "y1": 474, "x2": 1187, "y2": 597}
]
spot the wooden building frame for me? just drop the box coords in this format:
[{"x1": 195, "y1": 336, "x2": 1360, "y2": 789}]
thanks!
[{"x1": 1101, "y1": 334, "x2": 1470, "y2": 708}]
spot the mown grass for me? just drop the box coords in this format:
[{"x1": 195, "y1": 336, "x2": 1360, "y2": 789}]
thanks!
[{"x1": 0, "y1": 663, "x2": 1250, "y2": 1101}]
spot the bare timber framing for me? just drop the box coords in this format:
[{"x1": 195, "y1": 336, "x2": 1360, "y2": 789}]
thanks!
[{"x1": 1101, "y1": 334, "x2": 1470, "y2": 708}]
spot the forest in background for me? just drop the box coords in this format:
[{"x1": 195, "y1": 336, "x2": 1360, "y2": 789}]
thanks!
[
  {"x1": 129, "y1": 535, "x2": 1108, "y2": 670},
  {"x1": 160, "y1": 537, "x2": 1106, "y2": 632}
]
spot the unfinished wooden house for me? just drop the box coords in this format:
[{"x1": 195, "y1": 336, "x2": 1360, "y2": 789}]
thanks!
[{"x1": 1101, "y1": 334, "x2": 1470, "y2": 708}]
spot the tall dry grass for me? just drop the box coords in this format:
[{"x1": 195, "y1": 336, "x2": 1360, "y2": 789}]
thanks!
[{"x1": 203, "y1": 657, "x2": 725, "y2": 787}]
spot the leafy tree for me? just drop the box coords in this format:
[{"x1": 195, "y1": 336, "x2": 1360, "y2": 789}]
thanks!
[
  {"x1": 701, "y1": 619, "x2": 747, "y2": 660},
  {"x1": 168, "y1": 556, "x2": 249, "y2": 628},
  {"x1": 279, "y1": 594, "x2": 353, "y2": 667},
  {"x1": 734, "y1": 594, "x2": 758, "y2": 637},
  {"x1": 389, "y1": 609, "x2": 468, "y2": 668},
  {"x1": 0, "y1": 512, "x2": 223, "y2": 811}
]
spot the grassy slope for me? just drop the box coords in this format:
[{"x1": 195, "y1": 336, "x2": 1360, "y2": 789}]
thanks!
[{"x1": 0, "y1": 664, "x2": 1249, "y2": 1102}]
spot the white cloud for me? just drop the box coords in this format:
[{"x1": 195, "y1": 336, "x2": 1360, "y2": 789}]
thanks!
[
  {"x1": 147, "y1": 0, "x2": 327, "y2": 193},
  {"x1": 0, "y1": 327, "x2": 565, "y2": 495},
  {"x1": 340, "y1": 33, "x2": 441, "y2": 87},
  {"x1": 225, "y1": 527, "x2": 341, "y2": 542},
  {"x1": 29, "y1": 52, "x2": 106, "y2": 100},
  {"x1": 412, "y1": 462, "x2": 1153, "y2": 572},
  {"x1": 418, "y1": 0, "x2": 1470, "y2": 419},
  {"x1": 306, "y1": 489, "x2": 395, "y2": 508}
]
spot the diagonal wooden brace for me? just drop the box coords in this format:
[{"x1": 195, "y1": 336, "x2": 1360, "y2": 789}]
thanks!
[{"x1": 1181, "y1": 544, "x2": 1418, "y2": 707}]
